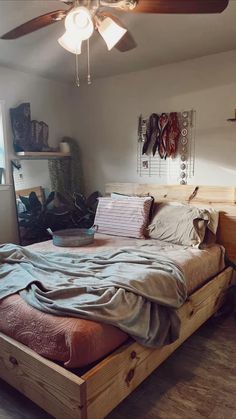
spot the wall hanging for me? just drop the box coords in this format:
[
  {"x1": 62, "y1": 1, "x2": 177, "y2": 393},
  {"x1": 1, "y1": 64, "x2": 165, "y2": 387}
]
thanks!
[{"x1": 137, "y1": 110, "x2": 195, "y2": 185}]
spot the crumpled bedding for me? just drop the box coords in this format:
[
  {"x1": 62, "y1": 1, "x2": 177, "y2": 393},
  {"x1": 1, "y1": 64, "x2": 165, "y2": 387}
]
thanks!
[{"x1": 0, "y1": 243, "x2": 187, "y2": 347}]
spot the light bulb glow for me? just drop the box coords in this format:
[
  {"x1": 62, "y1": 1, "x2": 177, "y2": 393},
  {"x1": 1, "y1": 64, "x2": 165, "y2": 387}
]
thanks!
[
  {"x1": 98, "y1": 17, "x2": 127, "y2": 51},
  {"x1": 65, "y1": 6, "x2": 94, "y2": 41},
  {"x1": 58, "y1": 31, "x2": 82, "y2": 55}
]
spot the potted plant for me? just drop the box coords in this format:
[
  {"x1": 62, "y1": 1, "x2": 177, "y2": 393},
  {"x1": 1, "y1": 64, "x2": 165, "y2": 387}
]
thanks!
[{"x1": 17, "y1": 190, "x2": 101, "y2": 245}]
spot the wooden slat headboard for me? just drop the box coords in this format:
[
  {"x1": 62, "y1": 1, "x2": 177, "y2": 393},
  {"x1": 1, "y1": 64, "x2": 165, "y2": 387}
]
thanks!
[
  {"x1": 105, "y1": 183, "x2": 236, "y2": 261},
  {"x1": 15, "y1": 186, "x2": 45, "y2": 204}
]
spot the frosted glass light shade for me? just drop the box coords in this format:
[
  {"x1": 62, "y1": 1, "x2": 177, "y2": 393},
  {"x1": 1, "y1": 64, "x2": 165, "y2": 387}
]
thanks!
[
  {"x1": 58, "y1": 31, "x2": 82, "y2": 54},
  {"x1": 65, "y1": 6, "x2": 94, "y2": 41},
  {"x1": 98, "y1": 17, "x2": 127, "y2": 51}
]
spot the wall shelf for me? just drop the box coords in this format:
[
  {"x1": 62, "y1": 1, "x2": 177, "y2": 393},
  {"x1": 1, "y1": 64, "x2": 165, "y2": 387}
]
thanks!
[{"x1": 15, "y1": 151, "x2": 71, "y2": 160}]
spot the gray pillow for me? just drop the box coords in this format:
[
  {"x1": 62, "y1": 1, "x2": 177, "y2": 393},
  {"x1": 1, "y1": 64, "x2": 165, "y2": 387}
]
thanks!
[{"x1": 148, "y1": 202, "x2": 210, "y2": 247}]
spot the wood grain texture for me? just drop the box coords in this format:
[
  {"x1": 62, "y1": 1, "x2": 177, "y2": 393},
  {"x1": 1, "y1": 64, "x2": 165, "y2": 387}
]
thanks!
[
  {"x1": 15, "y1": 186, "x2": 45, "y2": 204},
  {"x1": 108, "y1": 312, "x2": 236, "y2": 419},
  {"x1": 1, "y1": 312, "x2": 236, "y2": 419},
  {"x1": 1, "y1": 10, "x2": 66, "y2": 39},
  {"x1": 106, "y1": 183, "x2": 236, "y2": 261},
  {"x1": 15, "y1": 151, "x2": 71, "y2": 159},
  {"x1": 0, "y1": 267, "x2": 233, "y2": 418},
  {"x1": 0, "y1": 182, "x2": 234, "y2": 418},
  {"x1": 105, "y1": 183, "x2": 236, "y2": 204},
  {"x1": 0, "y1": 268, "x2": 232, "y2": 419},
  {"x1": 129, "y1": 0, "x2": 229, "y2": 14},
  {"x1": 83, "y1": 267, "x2": 233, "y2": 419},
  {"x1": 0, "y1": 333, "x2": 87, "y2": 419}
]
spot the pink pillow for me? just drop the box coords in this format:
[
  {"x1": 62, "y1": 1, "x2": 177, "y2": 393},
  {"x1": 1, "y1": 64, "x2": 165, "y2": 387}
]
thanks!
[{"x1": 94, "y1": 196, "x2": 153, "y2": 238}]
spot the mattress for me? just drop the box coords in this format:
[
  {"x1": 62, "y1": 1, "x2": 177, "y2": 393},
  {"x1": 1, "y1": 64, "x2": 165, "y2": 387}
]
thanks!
[{"x1": 0, "y1": 234, "x2": 225, "y2": 368}]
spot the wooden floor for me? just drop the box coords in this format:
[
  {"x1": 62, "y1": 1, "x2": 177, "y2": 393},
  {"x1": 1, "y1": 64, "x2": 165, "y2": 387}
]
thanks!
[{"x1": 0, "y1": 314, "x2": 235, "y2": 419}]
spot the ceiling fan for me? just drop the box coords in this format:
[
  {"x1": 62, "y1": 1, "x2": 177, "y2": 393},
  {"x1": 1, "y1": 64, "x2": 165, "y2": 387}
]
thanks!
[
  {"x1": 0, "y1": 0, "x2": 229, "y2": 48},
  {"x1": 0, "y1": 0, "x2": 229, "y2": 85}
]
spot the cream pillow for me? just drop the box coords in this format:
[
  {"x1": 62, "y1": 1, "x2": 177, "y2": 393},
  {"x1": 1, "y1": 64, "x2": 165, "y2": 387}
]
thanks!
[
  {"x1": 148, "y1": 202, "x2": 210, "y2": 247},
  {"x1": 198, "y1": 207, "x2": 219, "y2": 235}
]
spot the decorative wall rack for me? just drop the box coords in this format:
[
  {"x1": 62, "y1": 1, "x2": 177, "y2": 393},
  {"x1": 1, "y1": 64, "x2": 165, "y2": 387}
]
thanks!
[{"x1": 137, "y1": 110, "x2": 195, "y2": 185}]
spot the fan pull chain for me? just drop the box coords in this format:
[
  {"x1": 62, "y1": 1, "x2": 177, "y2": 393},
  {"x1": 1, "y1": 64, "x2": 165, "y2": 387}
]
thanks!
[
  {"x1": 75, "y1": 51, "x2": 80, "y2": 87},
  {"x1": 87, "y1": 39, "x2": 92, "y2": 85}
]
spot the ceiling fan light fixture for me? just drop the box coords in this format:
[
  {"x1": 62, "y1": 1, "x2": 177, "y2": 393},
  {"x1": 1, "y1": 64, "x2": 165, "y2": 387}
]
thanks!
[
  {"x1": 97, "y1": 17, "x2": 127, "y2": 51},
  {"x1": 58, "y1": 31, "x2": 82, "y2": 54},
  {"x1": 65, "y1": 6, "x2": 94, "y2": 41}
]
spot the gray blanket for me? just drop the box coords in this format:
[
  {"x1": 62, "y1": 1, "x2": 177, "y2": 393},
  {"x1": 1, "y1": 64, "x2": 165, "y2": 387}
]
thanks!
[{"x1": 0, "y1": 243, "x2": 187, "y2": 347}]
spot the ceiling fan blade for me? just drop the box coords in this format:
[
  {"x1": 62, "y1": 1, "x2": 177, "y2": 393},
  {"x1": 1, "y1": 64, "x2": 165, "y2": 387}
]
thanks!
[
  {"x1": 115, "y1": 31, "x2": 137, "y2": 52},
  {"x1": 98, "y1": 12, "x2": 137, "y2": 52},
  {"x1": 114, "y1": 0, "x2": 229, "y2": 14},
  {"x1": 1, "y1": 10, "x2": 67, "y2": 40}
]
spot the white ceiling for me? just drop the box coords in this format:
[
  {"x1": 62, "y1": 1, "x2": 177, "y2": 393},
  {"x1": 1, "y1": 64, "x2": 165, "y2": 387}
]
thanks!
[{"x1": 0, "y1": 0, "x2": 236, "y2": 83}]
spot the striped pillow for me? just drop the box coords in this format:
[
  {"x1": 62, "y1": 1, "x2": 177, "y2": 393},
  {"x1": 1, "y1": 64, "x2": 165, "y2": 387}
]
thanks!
[{"x1": 94, "y1": 196, "x2": 153, "y2": 238}]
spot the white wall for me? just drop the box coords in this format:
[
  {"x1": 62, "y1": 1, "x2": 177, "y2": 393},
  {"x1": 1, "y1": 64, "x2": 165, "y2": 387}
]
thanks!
[
  {"x1": 0, "y1": 65, "x2": 76, "y2": 244},
  {"x1": 13, "y1": 160, "x2": 51, "y2": 196},
  {"x1": 2, "y1": 50, "x2": 236, "y2": 243},
  {"x1": 73, "y1": 50, "x2": 236, "y2": 194}
]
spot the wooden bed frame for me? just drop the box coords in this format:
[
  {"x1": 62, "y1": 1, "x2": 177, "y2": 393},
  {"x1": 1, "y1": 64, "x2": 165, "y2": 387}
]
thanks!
[{"x1": 0, "y1": 183, "x2": 235, "y2": 419}]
